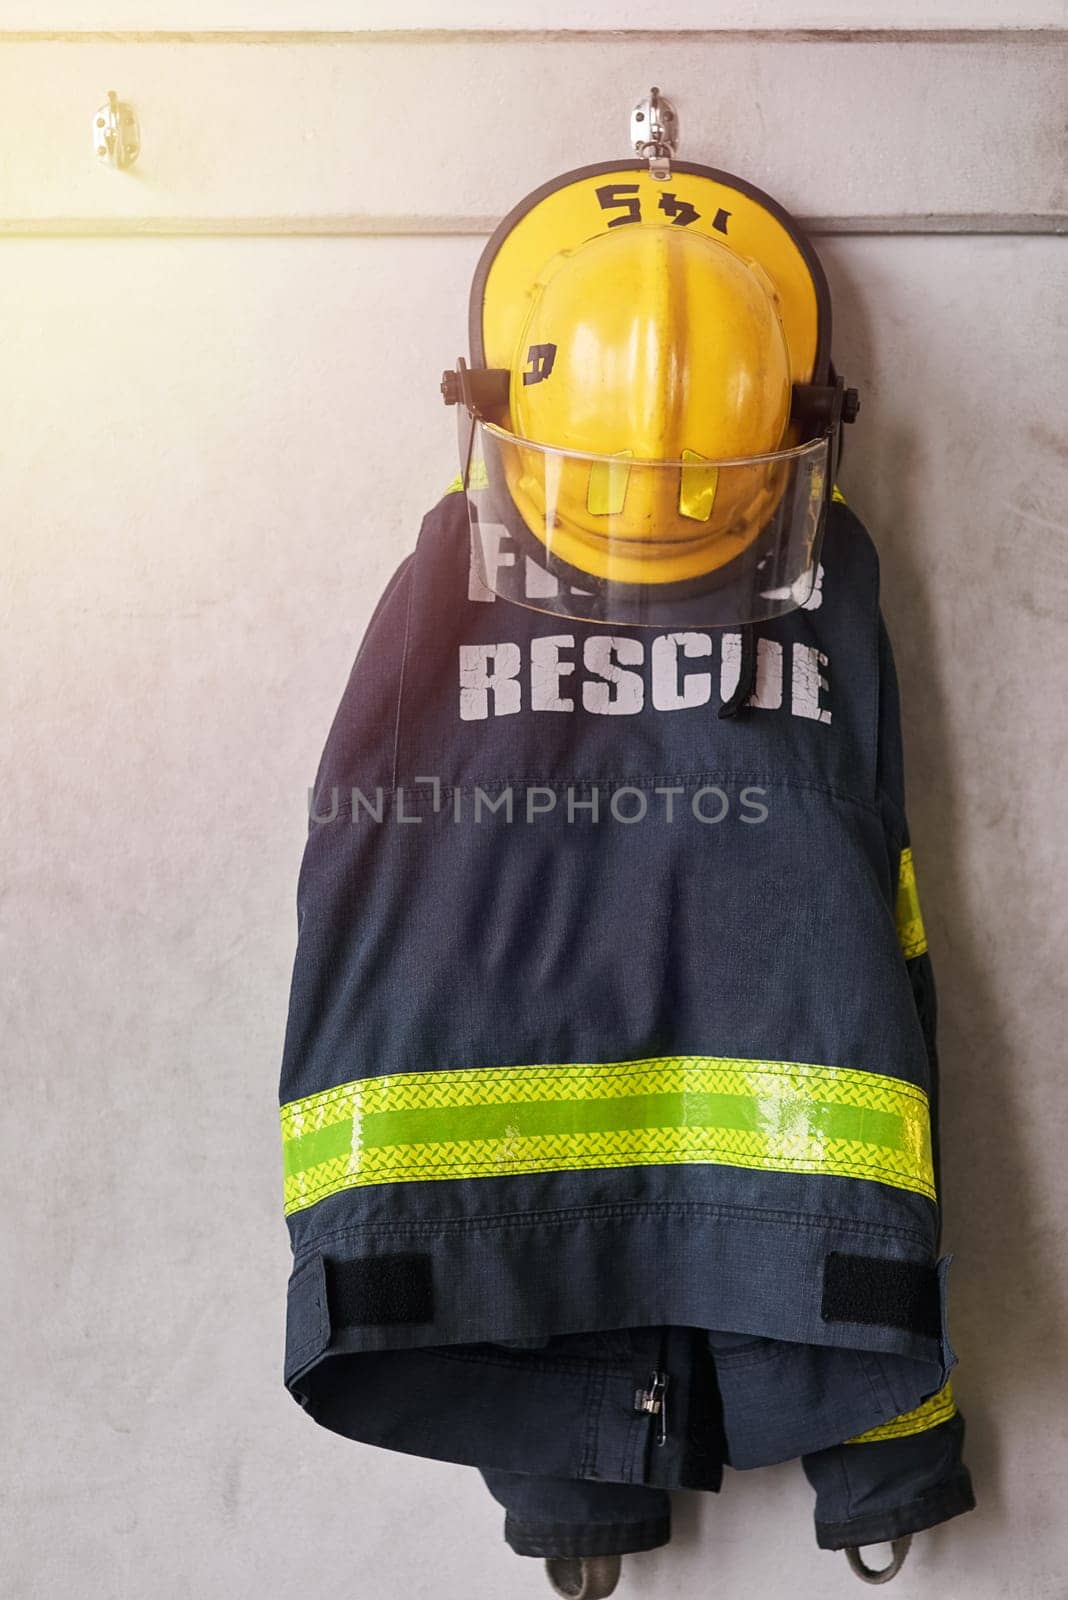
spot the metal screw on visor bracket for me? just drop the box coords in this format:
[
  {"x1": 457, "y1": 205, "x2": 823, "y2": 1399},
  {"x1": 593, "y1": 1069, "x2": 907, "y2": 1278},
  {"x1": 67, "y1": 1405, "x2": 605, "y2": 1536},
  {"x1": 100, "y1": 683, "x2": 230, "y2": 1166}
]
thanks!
[
  {"x1": 545, "y1": 1555, "x2": 622, "y2": 1599},
  {"x1": 845, "y1": 1536, "x2": 912, "y2": 1584},
  {"x1": 631, "y1": 86, "x2": 678, "y2": 180}
]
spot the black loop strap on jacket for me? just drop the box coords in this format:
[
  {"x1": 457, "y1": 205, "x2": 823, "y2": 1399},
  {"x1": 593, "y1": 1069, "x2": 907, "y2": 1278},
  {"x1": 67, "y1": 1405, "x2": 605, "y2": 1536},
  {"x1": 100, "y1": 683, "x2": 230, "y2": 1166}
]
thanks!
[
  {"x1": 821, "y1": 1252, "x2": 941, "y2": 1339},
  {"x1": 318, "y1": 1249, "x2": 939, "y2": 1339},
  {"x1": 325, "y1": 1252, "x2": 435, "y2": 1326},
  {"x1": 718, "y1": 621, "x2": 757, "y2": 719}
]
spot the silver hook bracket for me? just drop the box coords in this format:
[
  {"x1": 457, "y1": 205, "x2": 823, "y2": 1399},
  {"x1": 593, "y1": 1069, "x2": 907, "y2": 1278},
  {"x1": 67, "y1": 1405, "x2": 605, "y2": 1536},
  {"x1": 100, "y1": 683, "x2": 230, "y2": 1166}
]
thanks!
[
  {"x1": 94, "y1": 90, "x2": 140, "y2": 170},
  {"x1": 630, "y1": 86, "x2": 678, "y2": 181}
]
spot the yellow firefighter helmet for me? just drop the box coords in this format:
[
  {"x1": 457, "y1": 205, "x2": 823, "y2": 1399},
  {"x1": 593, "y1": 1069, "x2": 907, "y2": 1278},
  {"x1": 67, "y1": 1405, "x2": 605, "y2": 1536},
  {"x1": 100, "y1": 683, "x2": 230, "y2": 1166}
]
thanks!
[{"x1": 445, "y1": 160, "x2": 856, "y2": 628}]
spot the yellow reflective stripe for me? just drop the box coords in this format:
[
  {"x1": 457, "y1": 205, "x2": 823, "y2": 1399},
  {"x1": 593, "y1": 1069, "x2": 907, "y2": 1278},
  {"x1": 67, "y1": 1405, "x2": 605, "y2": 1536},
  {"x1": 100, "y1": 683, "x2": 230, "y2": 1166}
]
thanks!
[
  {"x1": 846, "y1": 1380, "x2": 957, "y2": 1444},
  {"x1": 587, "y1": 450, "x2": 633, "y2": 516},
  {"x1": 896, "y1": 846, "x2": 928, "y2": 960},
  {"x1": 831, "y1": 482, "x2": 847, "y2": 504},
  {"x1": 443, "y1": 458, "x2": 489, "y2": 496},
  {"x1": 679, "y1": 449, "x2": 719, "y2": 522},
  {"x1": 280, "y1": 1054, "x2": 934, "y2": 1216}
]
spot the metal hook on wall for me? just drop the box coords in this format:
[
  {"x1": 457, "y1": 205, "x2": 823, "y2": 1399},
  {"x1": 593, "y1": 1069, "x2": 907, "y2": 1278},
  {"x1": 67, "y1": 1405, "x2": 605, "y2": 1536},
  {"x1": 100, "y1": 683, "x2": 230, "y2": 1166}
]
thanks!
[
  {"x1": 94, "y1": 90, "x2": 140, "y2": 170},
  {"x1": 630, "y1": 86, "x2": 678, "y2": 181}
]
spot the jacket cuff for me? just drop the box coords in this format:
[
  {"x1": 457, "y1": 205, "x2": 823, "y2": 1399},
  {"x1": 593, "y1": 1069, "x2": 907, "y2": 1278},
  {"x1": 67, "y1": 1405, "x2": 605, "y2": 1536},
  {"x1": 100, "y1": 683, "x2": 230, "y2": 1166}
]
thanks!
[
  {"x1": 504, "y1": 1512, "x2": 671, "y2": 1558},
  {"x1": 814, "y1": 1464, "x2": 976, "y2": 1550},
  {"x1": 803, "y1": 1407, "x2": 976, "y2": 1551}
]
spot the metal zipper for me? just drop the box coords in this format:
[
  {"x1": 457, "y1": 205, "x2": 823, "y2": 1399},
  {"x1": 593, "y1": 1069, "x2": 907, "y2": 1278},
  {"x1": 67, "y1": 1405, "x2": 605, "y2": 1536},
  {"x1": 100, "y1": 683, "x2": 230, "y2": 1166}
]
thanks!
[{"x1": 633, "y1": 1369, "x2": 669, "y2": 1446}]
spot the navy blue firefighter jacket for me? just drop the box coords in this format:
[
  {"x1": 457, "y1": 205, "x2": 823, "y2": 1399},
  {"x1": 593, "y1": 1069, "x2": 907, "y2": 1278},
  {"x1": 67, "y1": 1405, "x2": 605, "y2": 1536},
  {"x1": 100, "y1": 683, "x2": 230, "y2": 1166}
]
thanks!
[{"x1": 277, "y1": 485, "x2": 976, "y2": 1552}]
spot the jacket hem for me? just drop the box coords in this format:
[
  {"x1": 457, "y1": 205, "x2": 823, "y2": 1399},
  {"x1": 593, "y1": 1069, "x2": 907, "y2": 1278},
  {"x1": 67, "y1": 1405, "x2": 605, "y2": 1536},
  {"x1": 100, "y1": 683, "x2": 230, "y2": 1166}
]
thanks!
[
  {"x1": 284, "y1": 1198, "x2": 958, "y2": 1472},
  {"x1": 813, "y1": 1467, "x2": 977, "y2": 1550},
  {"x1": 504, "y1": 1513, "x2": 672, "y2": 1558},
  {"x1": 288, "y1": 1198, "x2": 946, "y2": 1368}
]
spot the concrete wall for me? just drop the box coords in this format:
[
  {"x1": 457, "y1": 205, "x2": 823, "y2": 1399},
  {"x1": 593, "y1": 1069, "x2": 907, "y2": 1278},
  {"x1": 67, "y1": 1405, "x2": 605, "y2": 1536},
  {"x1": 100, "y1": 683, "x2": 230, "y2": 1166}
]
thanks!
[{"x1": 2, "y1": 13, "x2": 1066, "y2": 1600}]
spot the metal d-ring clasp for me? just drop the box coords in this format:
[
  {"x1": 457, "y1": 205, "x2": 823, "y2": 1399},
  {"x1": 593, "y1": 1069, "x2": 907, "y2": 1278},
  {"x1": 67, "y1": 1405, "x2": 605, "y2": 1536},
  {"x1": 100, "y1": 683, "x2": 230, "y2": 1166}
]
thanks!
[{"x1": 845, "y1": 1535, "x2": 913, "y2": 1584}]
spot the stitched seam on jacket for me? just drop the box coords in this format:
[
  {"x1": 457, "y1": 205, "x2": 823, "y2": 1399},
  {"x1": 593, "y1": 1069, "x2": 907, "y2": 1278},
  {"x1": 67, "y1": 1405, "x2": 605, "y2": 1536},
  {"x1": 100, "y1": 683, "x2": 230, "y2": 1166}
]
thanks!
[
  {"x1": 291, "y1": 1199, "x2": 936, "y2": 1262},
  {"x1": 288, "y1": 1151, "x2": 931, "y2": 1197},
  {"x1": 388, "y1": 536, "x2": 418, "y2": 793},
  {"x1": 283, "y1": 1057, "x2": 930, "y2": 1110},
  {"x1": 429, "y1": 1347, "x2": 631, "y2": 1377}
]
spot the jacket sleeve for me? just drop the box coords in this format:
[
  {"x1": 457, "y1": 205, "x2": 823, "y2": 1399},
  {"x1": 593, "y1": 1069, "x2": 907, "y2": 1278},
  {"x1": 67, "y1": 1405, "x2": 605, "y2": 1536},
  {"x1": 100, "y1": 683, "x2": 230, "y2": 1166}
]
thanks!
[
  {"x1": 873, "y1": 608, "x2": 944, "y2": 1232},
  {"x1": 306, "y1": 549, "x2": 414, "y2": 813},
  {"x1": 800, "y1": 594, "x2": 976, "y2": 1551},
  {"x1": 279, "y1": 546, "x2": 415, "y2": 1122}
]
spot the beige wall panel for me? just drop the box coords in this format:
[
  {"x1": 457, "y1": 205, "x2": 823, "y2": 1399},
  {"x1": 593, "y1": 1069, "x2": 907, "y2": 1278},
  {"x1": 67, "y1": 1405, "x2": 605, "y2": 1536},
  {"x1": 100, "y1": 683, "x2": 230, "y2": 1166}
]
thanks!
[
  {"x1": 1, "y1": 38, "x2": 1064, "y2": 230},
  {"x1": 5, "y1": 4, "x2": 1068, "y2": 31},
  {"x1": 1, "y1": 230, "x2": 1066, "y2": 1598}
]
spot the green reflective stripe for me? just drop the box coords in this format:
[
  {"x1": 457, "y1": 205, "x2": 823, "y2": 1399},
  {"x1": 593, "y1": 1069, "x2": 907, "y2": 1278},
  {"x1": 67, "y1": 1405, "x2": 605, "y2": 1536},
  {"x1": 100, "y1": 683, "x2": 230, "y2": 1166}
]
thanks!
[
  {"x1": 896, "y1": 846, "x2": 929, "y2": 959},
  {"x1": 364, "y1": 1090, "x2": 907, "y2": 1151},
  {"x1": 846, "y1": 1381, "x2": 957, "y2": 1444},
  {"x1": 281, "y1": 1117, "x2": 352, "y2": 1180},
  {"x1": 280, "y1": 1055, "x2": 934, "y2": 1217}
]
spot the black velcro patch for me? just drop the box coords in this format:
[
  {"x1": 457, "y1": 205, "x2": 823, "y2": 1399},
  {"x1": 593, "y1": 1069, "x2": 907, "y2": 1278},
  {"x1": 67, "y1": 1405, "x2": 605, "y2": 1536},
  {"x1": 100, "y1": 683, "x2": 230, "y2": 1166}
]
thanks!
[
  {"x1": 325, "y1": 1252, "x2": 434, "y2": 1327},
  {"x1": 821, "y1": 1252, "x2": 940, "y2": 1339}
]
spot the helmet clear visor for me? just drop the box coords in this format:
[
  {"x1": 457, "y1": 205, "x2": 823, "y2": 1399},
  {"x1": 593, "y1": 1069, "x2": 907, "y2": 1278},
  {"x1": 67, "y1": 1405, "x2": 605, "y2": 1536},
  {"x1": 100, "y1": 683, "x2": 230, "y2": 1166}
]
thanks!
[{"x1": 457, "y1": 414, "x2": 832, "y2": 629}]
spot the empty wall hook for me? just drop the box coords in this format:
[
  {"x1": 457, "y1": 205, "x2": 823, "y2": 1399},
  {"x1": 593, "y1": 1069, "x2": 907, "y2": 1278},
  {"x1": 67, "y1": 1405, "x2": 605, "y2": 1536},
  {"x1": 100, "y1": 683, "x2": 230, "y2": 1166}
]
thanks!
[
  {"x1": 631, "y1": 86, "x2": 678, "y2": 181},
  {"x1": 93, "y1": 90, "x2": 140, "y2": 170}
]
